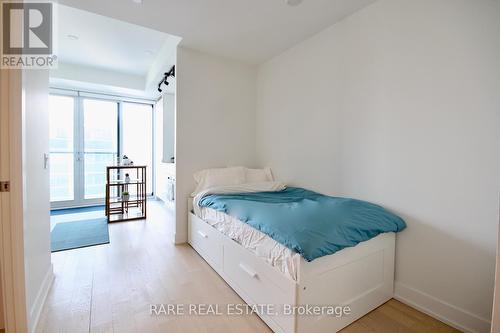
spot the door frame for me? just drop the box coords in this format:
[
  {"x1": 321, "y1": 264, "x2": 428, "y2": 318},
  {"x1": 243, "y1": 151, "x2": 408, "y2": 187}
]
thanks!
[{"x1": 0, "y1": 68, "x2": 29, "y2": 332}]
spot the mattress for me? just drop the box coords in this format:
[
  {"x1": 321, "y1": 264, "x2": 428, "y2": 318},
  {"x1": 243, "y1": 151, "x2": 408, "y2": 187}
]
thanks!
[
  {"x1": 197, "y1": 207, "x2": 300, "y2": 281},
  {"x1": 198, "y1": 187, "x2": 406, "y2": 262}
]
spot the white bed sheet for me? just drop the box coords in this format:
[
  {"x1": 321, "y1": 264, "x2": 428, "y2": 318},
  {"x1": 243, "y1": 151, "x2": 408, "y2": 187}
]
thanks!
[{"x1": 197, "y1": 207, "x2": 300, "y2": 281}]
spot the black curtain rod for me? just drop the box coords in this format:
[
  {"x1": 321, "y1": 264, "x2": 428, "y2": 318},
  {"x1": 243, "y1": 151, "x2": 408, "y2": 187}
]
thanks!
[{"x1": 158, "y1": 65, "x2": 175, "y2": 93}]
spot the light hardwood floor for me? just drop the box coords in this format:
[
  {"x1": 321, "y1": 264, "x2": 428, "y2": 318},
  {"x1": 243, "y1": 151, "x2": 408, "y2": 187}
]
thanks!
[{"x1": 37, "y1": 201, "x2": 460, "y2": 333}]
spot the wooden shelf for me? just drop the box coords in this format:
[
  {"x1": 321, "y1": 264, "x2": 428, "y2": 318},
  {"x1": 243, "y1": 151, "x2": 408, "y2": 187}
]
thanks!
[
  {"x1": 108, "y1": 197, "x2": 143, "y2": 203},
  {"x1": 107, "y1": 209, "x2": 145, "y2": 223},
  {"x1": 105, "y1": 165, "x2": 147, "y2": 223},
  {"x1": 106, "y1": 165, "x2": 146, "y2": 170}
]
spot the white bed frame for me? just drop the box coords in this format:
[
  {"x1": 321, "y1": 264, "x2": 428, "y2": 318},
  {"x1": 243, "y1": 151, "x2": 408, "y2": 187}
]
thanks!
[{"x1": 187, "y1": 200, "x2": 395, "y2": 333}]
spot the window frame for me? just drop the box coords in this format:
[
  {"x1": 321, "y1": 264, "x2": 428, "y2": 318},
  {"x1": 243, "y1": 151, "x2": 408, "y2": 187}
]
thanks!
[{"x1": 49, "y1": 88, "x2": 156, "y2": 209}]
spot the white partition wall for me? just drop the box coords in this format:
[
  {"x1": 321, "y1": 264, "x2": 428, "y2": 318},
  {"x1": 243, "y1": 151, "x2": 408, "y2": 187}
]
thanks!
[
  {"x1": 175, "y1": 46, "x2": 257, "y2": 244},
  {"x1": 163, "y1": 93, "x2": 175, "y2": 164},
  {"x1": 22, "y1": 69, "x2": 54, "y2": 333}
]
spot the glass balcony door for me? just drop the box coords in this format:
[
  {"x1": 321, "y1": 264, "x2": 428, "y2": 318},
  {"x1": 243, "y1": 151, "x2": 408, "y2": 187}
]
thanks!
[
  {"x1": 50, "y1": 93, "x2": 154, "y2": 208},
  {"x1": 82, "y1": 99, "x2": 119, "y2": 201},
  {"x1": 50, "y1": 95, "x2": 119, "y2": 208},
  {"x1": 49, "y1": 95, "x2": 76, "y2": 203}
]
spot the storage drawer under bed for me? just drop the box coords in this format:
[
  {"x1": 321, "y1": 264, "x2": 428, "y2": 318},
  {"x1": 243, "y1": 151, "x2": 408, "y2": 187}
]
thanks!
[
  {"x1": 222, "y1": 236, "x2": 296, "y2": 333},
  {"x1": 187, "y1": 208, "x2": 395, "y2": 333},
  {"x1": 188, "y1": 212, "x2": 223, "y2": 270},
  {"x1": 188, "y1": 211, "x2": 296, "y2": 333}
]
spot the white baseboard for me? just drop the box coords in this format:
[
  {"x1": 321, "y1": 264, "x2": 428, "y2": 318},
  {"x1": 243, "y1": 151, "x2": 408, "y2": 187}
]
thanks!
[
  {"x1": 29, "y1": 264, "x2": 54, "y2": 333},
  {"x1": 394, "y1": 282, "x2": 491, "y2": 333}
]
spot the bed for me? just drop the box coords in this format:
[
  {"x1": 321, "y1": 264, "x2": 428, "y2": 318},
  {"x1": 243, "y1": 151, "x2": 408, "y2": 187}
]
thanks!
[{"x1": 187, "y1": 167, "x2": 405, "y2": 333}]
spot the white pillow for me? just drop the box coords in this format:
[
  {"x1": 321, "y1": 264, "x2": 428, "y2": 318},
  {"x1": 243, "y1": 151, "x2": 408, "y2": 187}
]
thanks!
[
  {"x1": 192, "y1": 166, "x2": 246, "y2": 195},
  {"x1": 245, "y1": 167, "x2": 274, "y2": 183}
]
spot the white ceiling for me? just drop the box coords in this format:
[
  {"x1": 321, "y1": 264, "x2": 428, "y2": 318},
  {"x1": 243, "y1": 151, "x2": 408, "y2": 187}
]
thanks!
[
  {"x1": 51, "y1": 5, "x2": 180, "y2": 99},
  {"x1": 57, "y1": 0, "x2": 378, "y2": 65},
  {"x1": 57, "y1": 4, "x2": 180, "y2": 76}
]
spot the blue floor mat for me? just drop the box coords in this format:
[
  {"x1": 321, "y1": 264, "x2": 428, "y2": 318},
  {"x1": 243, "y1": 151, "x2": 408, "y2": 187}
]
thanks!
[
  {"x1": 51, "y1": 205, "x2": 105, "y2": 216},
  {"x1": 51, "y1": 218, "x2": 110, "y2": 252}
]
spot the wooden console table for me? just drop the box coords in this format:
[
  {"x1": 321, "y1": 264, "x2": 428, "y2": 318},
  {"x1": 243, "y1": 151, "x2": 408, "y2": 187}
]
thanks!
[{"x1": 105, "y1": 165, "x2": 147, "y2": 223}]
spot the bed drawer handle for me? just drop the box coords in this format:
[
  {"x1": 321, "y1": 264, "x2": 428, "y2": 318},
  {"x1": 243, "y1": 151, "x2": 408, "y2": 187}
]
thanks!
[
  {"x1": 239, "y1": 263, "x2": 258, "y2": 279},
  {"x1": 197, "y1": 230, "x2": 208, "y2": 239}
]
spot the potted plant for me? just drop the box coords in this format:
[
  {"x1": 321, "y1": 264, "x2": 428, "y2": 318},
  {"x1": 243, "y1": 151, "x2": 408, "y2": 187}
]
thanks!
[{"x1": 122, "y1": 191, "x2": 130, "y2": 202}]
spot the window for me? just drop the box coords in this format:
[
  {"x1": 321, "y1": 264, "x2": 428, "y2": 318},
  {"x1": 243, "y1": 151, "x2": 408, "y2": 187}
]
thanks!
[
  {"x1": 83, "y1": 99, "x2": 119, "y2": 200},
  {"x1": 122, "y1": 102, "x2": 153, "y2": 193},
  {"x1": 49, "y1": 95, "x2": 75, "y2": 202},
  {"x1": 49, "y1": 92, "x2": 155, "y2": 207}
]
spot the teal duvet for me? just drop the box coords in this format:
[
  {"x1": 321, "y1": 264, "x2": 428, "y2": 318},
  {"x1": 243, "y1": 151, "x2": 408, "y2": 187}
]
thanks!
[{"x1": 198, "y1": 187, "x2": 406, "y2": 261}]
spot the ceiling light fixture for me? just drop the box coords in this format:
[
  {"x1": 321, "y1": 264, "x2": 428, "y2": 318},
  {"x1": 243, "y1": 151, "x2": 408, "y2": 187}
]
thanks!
[
  {"x1": 285, "y1": 0, "x2": 303, "y2": 6},
  {"x1": 67, "y1": 34, "x2": 79, "y2": 40},
  {"x1": 132, "y1": 0, "x2": 143, "y2": 4}
]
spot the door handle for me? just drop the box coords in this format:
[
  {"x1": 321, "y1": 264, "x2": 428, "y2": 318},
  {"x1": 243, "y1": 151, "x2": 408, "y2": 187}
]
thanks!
[
  {"x1": 44, "y1": 153, "x2": 49, "y2": 169},
  {"x1": 197, "y1": 230, "x2": 208, "y2": 239}
]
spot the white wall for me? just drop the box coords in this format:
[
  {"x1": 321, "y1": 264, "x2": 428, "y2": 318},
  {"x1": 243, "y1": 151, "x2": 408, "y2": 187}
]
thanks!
[
  {"x1": 155, "y1": 95, "x2": 176, "y2": 205},
  {"x1": 49, "y1": 62, "x2": 164, "y2": 100},
  {"x1": 255, "y1": 0, "x2": 500, "y2": 332},
  {"x1": 50, "y1": 63, "x2": 145, "y2": 90},
  {"x1": 175, "y1": 46, "x2": 257, "y2": 243},
  {"x1": 163, "y1": 93, "x2": 176, "y2": 163},
  {"x1": 22, "y1": 70, "x2": 54, "y2": 333}
]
